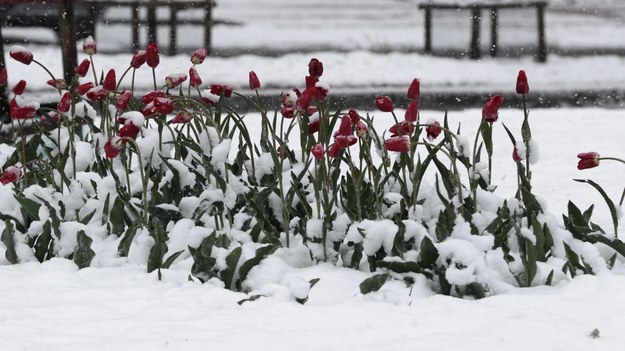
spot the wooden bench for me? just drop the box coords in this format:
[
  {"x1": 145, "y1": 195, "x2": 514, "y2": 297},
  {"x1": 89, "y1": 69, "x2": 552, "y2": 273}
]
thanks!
[
  {"x1": 418, "y1": 0, "x2": 548, "y2": 62},
  {"x1": 83, "y1": 0, "x2": 216, "y2": 55}
]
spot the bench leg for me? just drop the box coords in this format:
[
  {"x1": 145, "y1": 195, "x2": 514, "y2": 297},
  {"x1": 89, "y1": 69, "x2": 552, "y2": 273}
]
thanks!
[
  {"x1": 537, "y1": 4, "x2": 547, "y2": 62},
  {"x1": 204, "y1": 1, "x2": 213, "y2": 53},
  {"x1": 132, "y1": 4, "x2": 140, "y2": 51},
  {"x1": 87, "y1": 4, "x2": 98, "y2": 38},
  {"x1": 490, "y1": 8, "x2": 498, "y2": 57},
  {"x1": 57, "y1": 0, "x2": 78, "y2": 83},
  {"x1": 169, "y1": 8, "x2": 177, "y2": 55},
  {"x1": 147, "y1": 2, "x2": 157, "y2": 44},
  {"x1": 424, "y1": 7, "x2": 432, "y2": 54},
  {"x1": 469, "y1": 7, "x2": 481, "y2": 60}
]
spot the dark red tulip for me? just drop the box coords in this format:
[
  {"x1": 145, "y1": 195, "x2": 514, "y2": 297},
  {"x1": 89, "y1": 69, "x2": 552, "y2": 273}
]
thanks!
[
  {"x1": 374, "y1": 95, "x2": 394, "y2": 112},
  {"x1": 384, "y1": 136, "x2": 410, "y2": 153},
  {"x1": 482, "y1": 95, "x2": 503, "y2": 123},
  {"x1": 577, "y1": 152, "x2": 600, "y2": 170},
  {"x1": 74, "y1": 59, "x2": 90, "y2": 77},
  {"x1": 146, "y1": 42, "x2": 160, "y2": 68},
  {"x1": 516, "y1": 70, "x2": 529, "y2": 95},
  {"x1": 407, "y1": 78, "x2": 420, "y2": 100},
  {"x1": 10, "y1": 46, "x2": 33, "y2": 65},
  {"x1": 249, "y1": 71, "x2": 261, "y2": 90}
]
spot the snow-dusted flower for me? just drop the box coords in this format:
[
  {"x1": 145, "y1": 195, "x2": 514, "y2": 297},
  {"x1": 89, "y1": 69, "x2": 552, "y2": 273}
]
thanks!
[
  {"x1": 115, "y1": 90, "x2": 132, "y2": 110},
  {"x1": 103, "y1": 69, "x2": 116, "y2": 91},
  {"x1": 315, "y1": 82, "x2": 329, "y2": 101},
  {"x1": 130, "y1": 50, "x2": 147, "y2": 69},
  {"x1": 384, "y1": 136, "x2": 410, "y2": 153},
  {"x1": 389, "y1": 120, "x2": 414, "y2": 137},
  {"x1": 47, "y1": 79, "x2": 67, "y2": 90},
  {"x1": 153, "y1": 97, "x2": 175, "y2": 114},
  {"x1": 210, "y1": 84, "x2": 233, "y2": 98},
  {"x1": 249, "y1": 71, "x2": 261, "y2": 90},
  {"x1": 189, "y1": 67, "x2": 202, "y2": 87},
  {"x1": 281, "y1": 107, "x2": 296, "y2": 119},
  {"x1": 426, "y1": 119, "x2": 442, "y2": 141},
  {"x1": 57, "y1": 91, "x2": 71, "y2": 113},
  {"x1": 171, "y1": 111, "x2": 192, "y2": 124},
  {"x1": 104, "y1": 137, "x2": 123, "y2": 158},
  {"x1": 311, "y1": 143, "x2": 324, "y2": 160},
  {"x1": 86, "y1": 86, "x2": 109, "y2": 101},
  {"x1": 76, "y1": 82, "x2": 94, "y2": 95},
  {"x1": 407, "y1": 78, "x2": 420, "y2": 100},
  {"x1": 282, "y1": 90, "x2": 297, "y2": 107},
  {"x1": 516, "y1": 70, "x2": 529, "y2": 95},
  {"x1": 336, "y1": 114, "x2": 352, "y2": 136},
  {"x1": 482, "y1": 95, "x2": 503, "y2": 123},
  {"x1": 355, "y1": 120, "x2": 368, "y2": 138},
  {"x1": 83, "y1": 36, "x2": 96, "y2": 55},
  {"x1": 117, "y1": 123, "x2": 141, "y2": 140},
  {"x1": 10, "y1": 46, "x2": 33, "y2": 65},
  {"x1": 327, "y1": 143, "x2": 341, "y2": 158},
  {"x1": 146, "y1": 42, "x2": 160, "y2": 68},
  {"x1": 577, "y1": 152, "x2": 600, "y2": 170},
  {"x1": 10, "y1": 99, "x2": 38, "y2": 120},
  {"x1": 375, "y1": 95, "x2": 394, "y2": 112},
  {"x1": 335, "y1": 135, "x2": 357, "y2": 148},
  {"x1": 305, "y1": 75, "x2": 318, "y2": 89},
  {"x1": 165, "y1": 73, "x2": 187, "y2": 89},
  {"x1": 296, "y1": 87, "x2": 315, "y2": 110},
  {"x1": 74, "y1": 59, "x2": 90, "y2": 77},
  {"x1": 348, "y1": 109, "x2": 361, "y2": 123},
  {"x1": 308, "y1": 58, "x2": 323, "y2": 77},
  {"x1": 191, "y1": 48, "x2": 208, "y2": 65},
  {"x1": 0, "y1": 165, "x2": 23, "y2": 185}
]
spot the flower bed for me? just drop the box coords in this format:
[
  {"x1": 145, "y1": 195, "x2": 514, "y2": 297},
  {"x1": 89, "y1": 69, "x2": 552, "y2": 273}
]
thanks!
[{"x1": 0, "y1": 37, "x2": 623, "y2": 300}]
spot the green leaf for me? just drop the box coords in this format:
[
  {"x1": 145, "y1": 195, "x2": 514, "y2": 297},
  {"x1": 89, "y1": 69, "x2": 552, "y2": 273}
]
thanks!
[
  {"x1": 238, "y1": 245, "x2": 277, "y2": 284},
  {"x1": 359, "y1": 273, "x2": 389, "y2": 294},
  {"x1": 521, "y1": 237, "x2": 537, "y2": 287},
  {"x1": 118, "y1": 224, "x2": 139, "y2": 257},
  {"x1": 147, "y1": 218, "x2": 169, "y2": 275},
  {"x1": 73, "y1": 230, "x2": 95, "y2": 269},
  {"x1": 479, "y1": 120, "x2": 493, "y2": 157},
  {"x1": 435, "y1": 207, "x2": 455, "y2": 241},
  {"x1": 79, "y1": 209, "x2": 97, "y2": 225},
  {"x1": 221, "y1": 246, "x2": 242, "y2": 290},
  {"x1": 14, "y1": 194, "x2": 40, "y2": 221},
  {"x1": 419, "y1": 236, "x2": 439, "y2": 269},
  {"x1": 190, "y1": 234, "x2": 218, "y2": 283},
  {"x1": 574, "y1": 179, "x2": 619, "y2": 236},
  {"x1": 377, "y1": 260, "x2": 423, "y2": 274},
  {"x1": 162, "y1": 250, "x2": 185, "y2": 269},
  {"x1": 295, "y1": 278, "x2": 321, "y2": 305},
  {"x1": 33, "y1": 221, "x2": 53, "y2": 263},
  {"x1": 1, "y1": 221, "x2": 17, "y2": 264},
  {"x1": 110, "y1": 196, "x2": 126, "y2": 235}
]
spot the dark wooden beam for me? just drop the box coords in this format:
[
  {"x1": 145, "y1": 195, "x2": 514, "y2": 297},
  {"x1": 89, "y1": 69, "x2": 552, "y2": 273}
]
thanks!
[
  {"x1": 57, "y1": 0, "x2": 78, "y2": 83},
  {"x1": 0, "y1": 25, "x2": 9, "y2": 123},
  {"x1": 469, "y1": 7, "x2": 481, "y2": 60}
]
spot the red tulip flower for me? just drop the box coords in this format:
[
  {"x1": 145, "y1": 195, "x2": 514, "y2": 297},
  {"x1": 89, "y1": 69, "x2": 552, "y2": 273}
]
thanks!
[
  {"x1": 355, "y1": 120, "x2": 368, "y2": 138},
  {"x1": 189, "y1": 67, "x2": 202, "y2": 87},
  {"x1": 296, "y1": 87, "x2": 316, "y2": 111},
  {"x1": 384, "y1": 136, "x2": 410, "y2": 153},
  {"x1": 327, "y1": 143, "x2": 341, "y2": 158},
  {"x1": 311, "y1": 143, "x2": 324, "y2": 160},
  {"x1": 104, "y1": 137, "x2": 123, "y2": 158},
  {"x1": 249, "y1": 71, "x2": 261, "y2": 90},
  {"x1": 482, "y1": 95, "x2": 503, "y2": 123},
  {"x1": 348, "y1": 109, "x2": 361, "y2": 124},
  {"x1": 0, "y1": 165, "x2": 23, "y2": 185},
  {"x1": 83, "y1": 36, "x2": 96, "y2": 55},
  {"x1": 146, "y1": 42, "x2": 160, "y2": 68},
  {"x1": 426, "y1": 120, "x2": 442, "y2": 141},
  {"x1": 577, "y1": 152, "x2": 600, "y2": 170},
  {"x1": 308, "y1": 58, "x2": 323, "y2": 77},
  {"x1": 191, "y1": 48, "x2": 208, "y2": 65},
  {"x1": 74, "y1": 59, "x2": 90, "y2": 77},
  {"x1": 516, "y1": 70, "x2": 529, "y2": 95},
  {"x1": 336, "y1": 114, "x2": 352, "y2": 136},
  {"x1": 153, "y1": 97, "x2": 175, "y2": 114},
  {"x1": 389, "y1": 120, "x2": 415, "y2": 137},
  {"x1": 10, "y1": 99, "x2": 37, "y2": 120},
  {"x1": 10, "y1": 46, "x2": 33, "y2": 65},
  {"x1": 47, "y1": 79, "x2": 67, "y2": 90},
  {"x1": 171, "y1": 111, "x2": 193, "y2": 124},
  {"x1": 513, "y1": 146, "x2": 523, "y2": 162},
  {"x1": 12, "y1": 80, "x2": 26, "y2": 95},
  {"x1": 165, "y1": 73, "x2": 187, "y2": 89},
  {"x1": 103, "y1": 69, "x2": 116, "y2": 91},
  {"x1": 130, "y1": 50, "x2": 147, "y2": 69},
  {"x1": 335, "y1": 135, "x2": 358, "y2": 148},
  {"x1": 375, "y1": 95, "x2": 394, "y2": 112},
  {"x1": 407, "y1": 78, "x2": 420, "y2": 100},
  {"x1": 86, "y1": 86, "x2": 109, "y2": 101},
  {"x1": 142, "y1": 90, "x2": 166, "y2": 104},
  {"x1": 57, "y1": 91, "x2": 71, "y2": 113},
  {"x1": 210, "y1": 84, "x2": 233, "y2": 98},
  {"x1": 115, "y1": 90, "x2": 133, "y2": 110},
  {"x1": 405, "y1": 101, "x2": 419, "y2": 122},
  {"x1": 76, "y1": 82, "x2": 94, "y2": 95}
]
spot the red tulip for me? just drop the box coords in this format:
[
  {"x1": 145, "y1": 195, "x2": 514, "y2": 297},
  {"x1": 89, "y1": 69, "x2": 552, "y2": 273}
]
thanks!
[
  {"x1": 311, "y1": 143, "x2": 324, "y2": 160},
  {"x1": 171, "y1": 111, "x2": 193, "y2": 124},
  {"x1": 308, "y1": 58, "x2": 323, "y2": 77},
  {"x1": 189, "y1": 67, "x2": 202, "y2": 87},
  {"x1": 516, "y1": 70, "x2": 529, "y2": 95},
  {"x1": 296, "y1": 87, "x2": 315, "y2": 111},
  {"x1": 165, "y1": 73, "x2": 187, "y2": 89},
  {"x1": 336, "y1": 114, "x2": 352, "y2": 136},
  {"x1": 348, "y1": 109, "x2": 361, "y2": 124},
  {"x1": 146, "y1": 42, "x2": 160, "y2": 68},
  {"x1": 426, "y1": 120, "x2": 442, "y2": 141},
  {"x1": 104, "y1": 137, "x2": 123, "y2": 158},
  {"x1": 407, "y1": 78, "x2": 420, "y2": 100},
  {"x1": 76, "y1": 82, "x2": 94, "y2": 95},
  {"x1": 249, "y1": 71, "x2": 261, "y2": 90},
  {"x1": 130, "y1": 50, "x2": 147, "y2": 69},
  {"x1": 57, "y1": 91, "x2": 71, "y2": 113},
  {"x1": 10, "y1": 104, "x2": 37, "y2": 120},
  {"x1": 0, "y1": 68, "x2": 7, "y2": 87},
  {"x1": 327, "y1": 143, "x2": 341, "y2": 158},
  {"x1": 389, "y1": 121, "x2": 414, "y2": 137},
  {"x1": 191, "y1": 48, "x2": 208, "y2": 65},
  {"x1": 47, "y1": 79, "x2": 67, "y2": 90},
  {"x1": 103, "y1": 69, "x2": 116, "y2": 91},
  {"x1": 384, "y1": 136, "x2": 410, "y2": 153},
  {"x1": 307, "y1": 114, "x2": 320, "y2": 134},
  {"x1": 355, "y1": 120, "x2": 368, "y2": 138},
  {"x1": 12, "y1": 80, "x2": 26, "y2": 95},
  {"x1": 74, "y1": 59, "x2": 90, "y2": 77},
  {"x1": 117, "y1": 123, "x2": 141, "y2": 139},
  {"x1": 83, "y1": 36, "x2": 96, "y2": 55},
  {"x1": 374, "y1": 95, "x2": 394, "y2": 112},
  {"x1": 335, "y1": 135, "x2": 357, "y2": 148},
  {"x1": 10, "y1": 46, "x2": 33, "y2": 65},
  {"x1": 513, "y1": 146, "x2": 523, "y2": 162},
  {"x1": 305, "y1": 75, "x2": 318, "y2": 89},
  {"x1": 115, "y1": 90, "x2": 132, "y2": 110},
  {"x1": 153, "y1": 97, "x2": 174, "y2": 114},
  {"x1": 577, "y1": 152, "x2": 600, "y2": 170},
  {"x1": 0, "y1": 165, "x2": 23, "y2": 185},
  {"x1": 210, "y1": 84, "x2": 233, "y2": 98},
  {"x1": 315, "y1": 84, "x2": 329, "y2": 101},
  {"x1": 281, "y1": 107, "x2": 296, "y2": 119},
  {"x1": 86, "y1": 86, "x2": 109, "y2": 101},
  {"x1": 482, "y1": 95, "x2": 503, "y2": 123},
  {"x1": 404, "y1": 101, "x2": 418, "y2": 122},
  {"x1": 282, "y1": 91, "x2": 296, "y2": 107},
  {"x1": 142, "y1": 91, "x2": 166, "y2": 104}
]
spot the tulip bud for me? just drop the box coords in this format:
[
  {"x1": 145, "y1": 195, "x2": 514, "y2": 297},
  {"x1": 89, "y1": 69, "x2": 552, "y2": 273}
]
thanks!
[
  {"x1": 311, "y1": 143, "x2": 324, "y2": 160},
  {"x1": 86, "y1": 86, "x2": 109, "y2": 101},
  {"x1": 171, "y1": 111, "x2": 193, "y2": 124},
  {"x1": 10, "y1": 46, "x2": 33, "y2": 65},
  {"x1": 426, "y1": 119, "x2": 442, "y2": 141},
  {"x1": 0, "y1": 165, "x2": 23, "y2": 185},
  {"x1": 327, "y1": 143, "x2": 341, "y2": 158},
  {"x1": 384, "y1": 136, "x2": 410, "y2": 153},
  {"x1": 336, "y1": 114, "x2": 352, "y2": 136},
  {"x1": 482, "y1": 95, "x2": 503, "y2": 123},
  {"x1": 577, "y1": 152, "x2": 600, "y2": 170},
  {"x1": 404, "y1": 101, "x2": 418, "y2": 123},
  {"x1": 115, "y1": 90, "x2": 133, "y2": 110},
  {"x1": 146, "y1": 42, "x2": 160, "y2": 68},
  {"x1": 57, "y1": 91, "x2": 71, "y2": 113},
  {"x1": 516, "y1": 70, "x2": 529, "y2": 95},
  {"x1": 104, "y1": 137, "x2": 123, "y2": 158},
  {"x1": 308, "y1": 58, "x2": 323, "y2": 77},
  {"x1": 249, "y1": 71, "x2": 261, "y2": 90},
  {"x1": 165, "y1": 73, "x2": 187, "y2": 89},
  {"x1": 47, "y1": 79, "x2": 67, "y2": 90},
  {"x1": 191, "y1": 48, "x2": 208, "y2": 65},
  {"x1": 76, "y1": 82, "x2": 94, "y2": 95},
  {"x1": 374, "y1": 95, "x2": 394, "y2": 112},
  {"x1": 210, "y1": 84, "x2": 233, "y2": 98},
  {"x1": 13, "y1": 80, "x2": 26, "y2": 95},
  {"x1": 103, "y1": 69, "x2": 116, "y2": 92},
  {"x1": 389, "y1": 121, "x2": 414, "y2": 137},
  {"x1": 189, "y1": 67, "x2": 202, "y2": 87},
  {"x1": 407, "y1": 78, "x2": 420, "y2": 100},
  {"x1": 74, "y1": 59, "x2": 90, "y2": 77},
  {"x1": 130, "y1": 50, "x2": 147, "y2": 69},
  {"x1": 83, "y1": 36, "x2": 97, "y2": 55}
]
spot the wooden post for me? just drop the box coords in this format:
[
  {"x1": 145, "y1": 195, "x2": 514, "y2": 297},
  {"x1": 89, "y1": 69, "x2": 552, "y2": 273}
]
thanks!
[
  {"x1": 147, "y1": 0, "x2": 158, "y2": 44},
  {"x1": 57, "y1": 0, "x2": 78, "y2": 83},
  {"x1": 537, "y1": 3, "x2": 547, "y2": 62},
  {"x1": 169, "y1": 6, "x2": 177, "y2": 55},
  {"x1": 131, "y1": 3, "x2": 140, "y2": 51},
  {"x1": 87, "y1": 3, "x2": 98, "y2": 38},
  {"x1": 424, "y1": 6, "x2": 432, "y2": 54},
  {"x1": 490, "y1": 8, "x2": 498, "y2": 57},
  {"x1": 469, "y1": 7, "x2": 481, "y2": 60},
  {"x1": 0, "y1": 25, "x2": 9, "y2": 123},
  {"x1": 204, "y1": 0, "x2": 213, "y2": 53}
]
